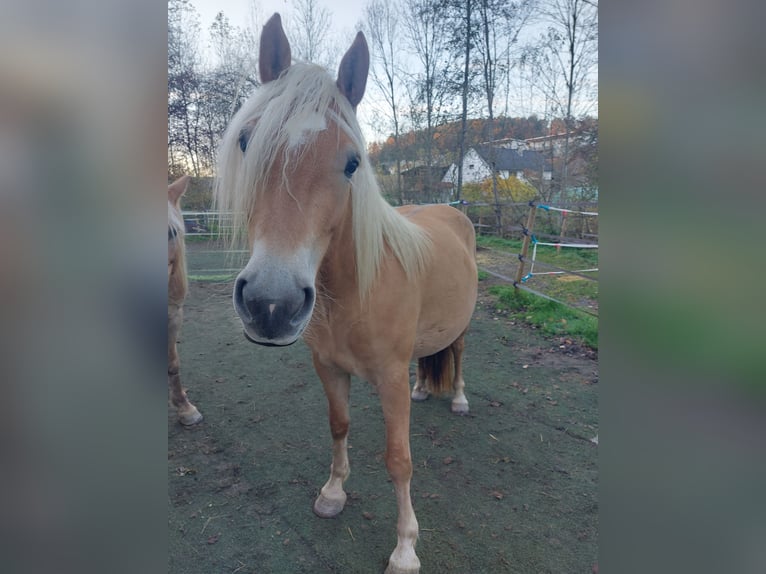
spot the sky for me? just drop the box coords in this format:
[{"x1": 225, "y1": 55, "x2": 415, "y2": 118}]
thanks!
[
  {"x1": 192, "y1": 0, "x2": 366, "y2": 36},
  {"x1": 186, "y1": 0, "x2": 597, "y2": 144},
  {"x1": 189, "y1": 0, "x2": 380, "y2": 140}
]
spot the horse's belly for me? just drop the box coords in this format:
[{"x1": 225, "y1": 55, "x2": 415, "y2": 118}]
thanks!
[
  {"x1": 411, "y1": 330, "x2": 459, "y2": 359},
  {"x1": 411, "y1": 298, "x2": 475, "y2": 359}
]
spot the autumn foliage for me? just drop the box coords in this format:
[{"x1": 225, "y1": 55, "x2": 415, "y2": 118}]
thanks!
[{"x1": 462, "y1": 176, "x2": 537, "y2": 203}]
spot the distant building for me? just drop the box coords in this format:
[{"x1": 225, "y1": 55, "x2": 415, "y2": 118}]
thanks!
[{"x1": 442, "y1": 146, "x2": 552, "y2": 192}]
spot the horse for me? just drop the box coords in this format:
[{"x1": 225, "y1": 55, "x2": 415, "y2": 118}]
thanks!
[
  {"x1": 168, "y1": 175, "x2": 203, "y2": 426},
  {"x1": 215, "y1": 14, "x2": 477, "y2": 573}
]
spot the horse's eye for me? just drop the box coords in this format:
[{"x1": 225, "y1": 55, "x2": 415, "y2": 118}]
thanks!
[
  {"x1": 238, "y1": 130, "x2": 249, "y2": 153},
  {"x1": 344, "y1": 157, "x2": 359, "y2": 178}
]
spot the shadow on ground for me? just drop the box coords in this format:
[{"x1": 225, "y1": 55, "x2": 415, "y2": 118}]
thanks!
[{"x1": 169, "y1": 280, "x2": 598, "y2": 573}]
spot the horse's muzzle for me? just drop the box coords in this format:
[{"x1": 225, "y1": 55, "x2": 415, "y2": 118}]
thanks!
[{"x1": 234, "y1": 276, "x2": 315, "y2": 345}]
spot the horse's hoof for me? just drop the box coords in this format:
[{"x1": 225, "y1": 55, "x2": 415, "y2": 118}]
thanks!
[
  {"x1": 410, "y1": 389, "x2": 429, "y2": 402},
  {"x1": 385, "y1": 546, "x2": 420, "y2": 574},
  {"x1": 384, "y1": 562, "x2": 420, "y2": 574},
  {"x1": 450, "y1": 401, "x2": 469, "y2": 415},
  {"x1": 313, "y1": 492, "x2": 346, "y2": 518},
  {"x1": 179, "y1": 408, "x2": 203, "y2": 426}
]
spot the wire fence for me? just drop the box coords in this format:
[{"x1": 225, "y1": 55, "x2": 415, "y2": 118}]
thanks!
[
  {"x1": 470, "y1": 201, "x2": 599, "y2": 316},
  {"x1": 180, "y1": 211, "x2": 242, "y2": 281},
  {"x1": 181, "y1": 201, "x2": 598, "y2": 316}
]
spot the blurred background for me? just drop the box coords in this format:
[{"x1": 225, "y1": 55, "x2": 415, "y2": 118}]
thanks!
[
  {"x1": 0, "y1": 1, "x2": 167, "y2": 572},
  {"x1": 0, "y1": 0, "x2": 764, "y2": 573}
]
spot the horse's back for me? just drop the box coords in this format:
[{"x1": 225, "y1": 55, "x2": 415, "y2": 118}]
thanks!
[
  {"x1": 397, "y1": 203, "x2": 475, "y2": 248},
  {"x1": 396, "y1": 204, "x2": 478, "y2": 358}
]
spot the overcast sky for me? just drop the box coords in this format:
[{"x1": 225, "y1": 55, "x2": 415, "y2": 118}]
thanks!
[
  {"x1": 189, "y1": 0, "x2": 383, "y2": 140},
  {"x1": 191, "y1": 0, "x2": 366, "y2": 47},
  {"x1": 185, "y1": 0, "x2": 597, "y2": 144}
]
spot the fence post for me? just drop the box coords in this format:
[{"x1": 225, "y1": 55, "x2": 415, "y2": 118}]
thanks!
[{"x1": 515, "y1": 202, "x2": 538, "y2": 285}]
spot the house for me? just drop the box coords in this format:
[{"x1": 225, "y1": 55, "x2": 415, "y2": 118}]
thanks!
[
  {"x1": 442, "y1": 146, "x2": 552, "y2": 193},
  {"x1": 524, "y1": 132, "x2": 571, "y2": 154}
]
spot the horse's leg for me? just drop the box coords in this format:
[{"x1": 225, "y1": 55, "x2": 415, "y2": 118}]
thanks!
[
  {"x1": 168, "y1": 308, "x2": 202, "y2": 425},
  {"x1": 312, "y1": 357, "x2": 351, "y2": 518},
  {"x1": 450, "y1": 331, "x2": 469, "y2": 414},
  {"x1": 378, "y1": 365, "x2": 421, "y2": 574},
  {"x1": 410, "y1": 362, "x2": 429, "y2": 401}
]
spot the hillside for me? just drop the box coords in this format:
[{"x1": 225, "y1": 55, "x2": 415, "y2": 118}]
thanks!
[
  {"x1": 368, "y1": 115, "x2": 553, "y2": 167},
  {"x1": 368, "y1": 115, "x2": 597, "y2": 170}
]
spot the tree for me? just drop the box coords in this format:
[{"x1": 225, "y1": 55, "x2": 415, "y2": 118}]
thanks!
[
  {"x1": 402, "y1": 0, "x2": 457, "y2": 193},
  {"x1": 440, "y1": 0, "x2": 481, "y2": 201},
  {"x1": 197, "y1": 12, "x2": 259, "y2": 172},
  {"x1": 530, "y1": 0, "x2": 598, "y2": 201},
  {"x1": 476, "y1": 0, "x2": 535, "y2": 231},
  {"x1": 289, "y1": 0, "x2": 339, "y2": 70},
  {"x1": 168, "y1": 0, "x2": 202, "y2": 177},
  {"x1": 365, "y1": 0, "x2": 405, "y2": 204}
]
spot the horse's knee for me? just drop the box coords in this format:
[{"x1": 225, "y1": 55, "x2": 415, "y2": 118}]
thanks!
[
  {"x1": 385, "y1": 449, "x2": 413, "y2": 481},
  {"x1": 330, "y1": 419, "x2": 349, "y2": 440}
]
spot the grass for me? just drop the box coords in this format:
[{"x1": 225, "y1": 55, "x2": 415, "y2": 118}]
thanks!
[
  {"x1": 476, "y1": 235, "x2": 522, "y2": 251},
  {"x1": 477, "y1": 232, "x2": 598, "y2": 335},
  {"x1": 477, "y1": 234, "x2": 598, "y2": 273},
  {"x1": 542, "y1": 275, "x2": 599, "y2": 308},
  {"x1": 488, "y1": 284, "x2": 598, "y2": 349},
  {"x1": 532, "y1": 243, "x2": 598, "y2": 270}
]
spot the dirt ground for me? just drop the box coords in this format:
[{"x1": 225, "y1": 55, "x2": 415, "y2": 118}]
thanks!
[{"x1": 168, "y1": 279, "x2": 598, "y2": 573}]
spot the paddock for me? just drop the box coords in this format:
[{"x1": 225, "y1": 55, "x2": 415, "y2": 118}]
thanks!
[{"x1": 168, "y1": 274, "x2": 598, "y2": 573}]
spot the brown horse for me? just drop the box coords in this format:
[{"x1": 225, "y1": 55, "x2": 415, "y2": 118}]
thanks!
[
  {"x1": 168, "y1": 175, "x2": 203, "y2": 426},
  {"x1": 215, "y1": 14, "x2": 476, "y2": 573}
]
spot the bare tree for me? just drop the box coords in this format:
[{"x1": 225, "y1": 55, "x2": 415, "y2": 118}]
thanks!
[
  {"x1": 365, "y1": 0, "x2": 405, "y2": 203},
  {"x1": 168, "y1": 0, "x2": 202, "y2": 176},
  {"x1": 288, "y1": 0, "x2": 339, "y2": 69},
  {"x1": 532, "y1": 0, "x2": 598, "y2": 201},
  {"x1": 443, "y1": 0, "x2": 480, "y2": 202},
  {"x1": 196, "y1": 12, "x2": 259, "y2": 173},
  {"x1": 476, "y1": 0, "x2": 535, "y2": 232},
  {"x1": 402, "y1": 0, "x2": 456, "y2": 197}
]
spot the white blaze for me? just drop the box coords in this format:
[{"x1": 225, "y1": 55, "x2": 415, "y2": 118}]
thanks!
[{"x1": 285, "y1": 112, "x2": 327, "y2": 148}]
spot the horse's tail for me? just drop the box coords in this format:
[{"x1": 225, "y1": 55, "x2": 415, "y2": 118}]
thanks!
[{"x1": 418, "y1": 345, "x2": 455, "y2": 396}]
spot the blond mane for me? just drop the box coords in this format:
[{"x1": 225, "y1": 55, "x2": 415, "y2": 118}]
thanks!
[
  {"x1": 215, "y1": 63, "x2": 431, "y2": 297},
  {"x1": 168, "y1": 200, "x2": 187, "y2": 303}
]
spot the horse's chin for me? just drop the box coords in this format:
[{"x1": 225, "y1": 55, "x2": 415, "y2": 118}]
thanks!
[{"x1": 242, "y1": 327, "x2": 301, "y2": 347}]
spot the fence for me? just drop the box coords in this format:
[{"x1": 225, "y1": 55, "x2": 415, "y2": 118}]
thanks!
[
  {"x1": 181, "y1": 202, "x2": 599, "y2": 316},
  {"x1": 180, "y1": 211, "x2": 246, "y2": 281},
  {"x1": 458, "y1": 200, "x2": 599, "y2": 243},
  {"x1": 467, "y1": 201, "x2": 599, "y2": 316}
]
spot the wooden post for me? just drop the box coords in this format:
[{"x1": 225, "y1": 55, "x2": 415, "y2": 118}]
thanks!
[
  {"x1": 558, "y1": 210, "x2": 568, "y2": 253},
  {"x1": 515, "y1": 203, "x2": 538, "y2": 285}
]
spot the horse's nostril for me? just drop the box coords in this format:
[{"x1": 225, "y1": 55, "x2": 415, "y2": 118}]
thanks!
[
  {"x1": 302, "y1": 287, "x2": 314, "y2": 311},
  {"x1": 291, "y1": 287, "x2": 315, "y2": 326},
  {"x1": 234, "y1": 277, "x2": 251, "y2": 319}
]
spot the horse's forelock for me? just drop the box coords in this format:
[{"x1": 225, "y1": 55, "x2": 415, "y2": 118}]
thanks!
[{"x1": 216, "y1": 64, "x2": 363, "y2": 248}]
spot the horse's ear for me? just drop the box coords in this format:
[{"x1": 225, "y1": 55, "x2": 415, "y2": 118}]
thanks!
[
  {"x1": 336, "y1": 32, "x2": 369, "y2": 109},
  {"x1": 168, "y1": 175, "x2": 190, "y2": 205},
  {"x1": 259, "y1": 13, "x2": 292, "y2": 83}
]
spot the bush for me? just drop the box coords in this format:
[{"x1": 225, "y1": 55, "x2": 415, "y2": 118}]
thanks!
[{"x1": 462, "y1": 176, "x2": 537, "y2": 203}]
